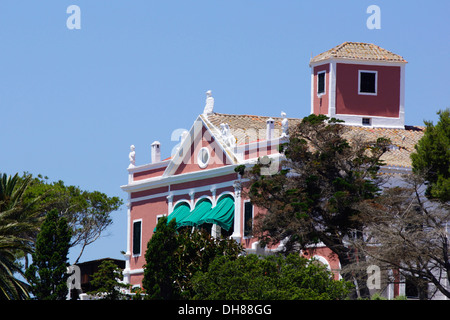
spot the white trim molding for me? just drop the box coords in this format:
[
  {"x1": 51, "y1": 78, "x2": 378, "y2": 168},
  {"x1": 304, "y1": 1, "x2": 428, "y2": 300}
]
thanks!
[
  {"x1": 358, "y1": 70, "x2": 378, "y2": 96},
  {"x1": 317, "y1": 70, "x2": 326, "y2": 96}
]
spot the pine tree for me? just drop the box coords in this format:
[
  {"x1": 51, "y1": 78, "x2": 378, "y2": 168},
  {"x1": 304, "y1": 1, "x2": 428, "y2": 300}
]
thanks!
[
  {"x1": 411, "y1": 108, "x2": 450, "y2": 202},
  {"x1": 25, "y1": 209, "x2": 72, "y2": 300},
  {"x1": 142, "y1": 216, "x2": 180, "y2": 299},
  {"x1": 88, "y1": 259, "x2": 129, "y2": 300}
]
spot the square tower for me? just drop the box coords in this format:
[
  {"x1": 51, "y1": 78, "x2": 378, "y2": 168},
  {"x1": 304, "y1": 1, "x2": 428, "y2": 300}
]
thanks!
[{"x1": 310, "y1": 42, "x2": 407, "y2": 129}]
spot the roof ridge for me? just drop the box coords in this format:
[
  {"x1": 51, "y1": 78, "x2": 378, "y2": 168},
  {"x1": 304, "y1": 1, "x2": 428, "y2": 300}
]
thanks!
[
  {"x1": 310, "y1": 42, "x2": 407, "y2": 63},
  {"x1": 211, "y1": 112, "x2": 297, "y2": 120},
  {"x1": 208, "y1": 113, "x2": 424, "y2": 130}
]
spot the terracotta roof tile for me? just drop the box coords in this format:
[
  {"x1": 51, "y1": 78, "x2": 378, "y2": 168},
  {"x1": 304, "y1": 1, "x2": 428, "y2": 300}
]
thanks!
[
  {"x1": 310, "y1": 42, "x2": 407, "y2": 64},
  {"x1": 205, "y1": 113, "x2": 424, "y2": 168}
]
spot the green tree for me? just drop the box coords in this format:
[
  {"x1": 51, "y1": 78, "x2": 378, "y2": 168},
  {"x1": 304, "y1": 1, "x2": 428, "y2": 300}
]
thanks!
[
  {"x1": 21, "y1": 174, "x2": 123, "y2": 263},
  {"x1": 0, "y1": 173, "x2": 42, "y2": 300},
  {"x1": 142, "y1": 217, "x2": 243, "y2": 299},
  {"x1": 240, "y1": 114, "x2": 390, "y2": 299},
  {"x1": 175, "y1": 227, "x2": 243, "y2": 298},
  {"x1": 143, "y1": 216, "x2": 180, "y2": 300},
  {"x1": 88, "y1": 259, "x2": 130, "y2": 300},
  {"x1": 25, "y1": 209, "x2": 72, "y2": 300},
  {"x1": 191, "y1": 253, "x2": 352, "y2": 300},
  {"x1": 411, "y1": 109, "x2": 450, "y2": 202}
]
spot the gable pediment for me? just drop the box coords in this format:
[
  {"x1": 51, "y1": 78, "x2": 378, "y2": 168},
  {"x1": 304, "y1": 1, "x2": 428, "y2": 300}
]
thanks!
[{"x1": 163, "y1": 116, "x2": 237, "y2": 177}]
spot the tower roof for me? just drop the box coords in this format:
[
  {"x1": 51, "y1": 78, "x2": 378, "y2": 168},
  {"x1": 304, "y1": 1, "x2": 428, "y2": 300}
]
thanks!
[{"x1": 310, "y1": 42, "x2": 407, "y2": 64}]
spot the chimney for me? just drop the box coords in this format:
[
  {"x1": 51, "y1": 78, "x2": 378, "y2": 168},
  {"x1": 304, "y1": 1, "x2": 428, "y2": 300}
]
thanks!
[
  {"x1": 151, "y1": 141, "x2": 161, "y2": 163},
  {"x1": 266, "y1": 118, "x2": 274, "y2": 140}
]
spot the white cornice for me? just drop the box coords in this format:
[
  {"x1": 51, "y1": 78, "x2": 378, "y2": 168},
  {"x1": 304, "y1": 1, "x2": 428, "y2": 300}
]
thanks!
[
  {"x1": 121, "y1": 163, "x2": 238, "y2": 193},
  {"x1": 310, "y1": 58, "x2": 407, "y2": 68},
  {"x1": 127, "y1": 159, "x2": 170, "y2": 174},
  {"x1": 129, "y1": 179, "x2": 244, "y2": 204}
]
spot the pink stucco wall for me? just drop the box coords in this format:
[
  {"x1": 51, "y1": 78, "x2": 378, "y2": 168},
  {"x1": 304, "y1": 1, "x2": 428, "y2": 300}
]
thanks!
[
  {"x1": 130, "y1": 196, "x2": 168, "y2": 270},
  {"x1": 335, "y1": 63, "x2": 401, "y2": 117},
  {"x1": 174, "y1": 126, "x2": 230, "y2": 175},
  {"x1": 133, "y1": 166, "x2": 167, "y2": 181},
  {"x1": 313, "y1": 64, "x2": 330, "y2": 115}
]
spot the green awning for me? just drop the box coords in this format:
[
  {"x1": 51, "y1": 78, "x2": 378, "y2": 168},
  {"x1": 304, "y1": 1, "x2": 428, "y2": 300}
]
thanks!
[
  {"x1": 167, "y1": 202, "x2": 191, "y2": 226},
  {"x1": 178, "y1": 198, "x2": 212, "y2": 228},
  {"x1": 198, "y1": 195, "x2": 234, "y2": 231},
  {"x1": 159, "y1": 196, "x2": 234, "y2": 232}
]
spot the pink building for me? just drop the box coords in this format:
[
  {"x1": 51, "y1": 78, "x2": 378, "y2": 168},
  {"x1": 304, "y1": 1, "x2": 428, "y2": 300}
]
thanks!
[{"x1": 121, "y1": 42, "x2": 424, "y2": 296}]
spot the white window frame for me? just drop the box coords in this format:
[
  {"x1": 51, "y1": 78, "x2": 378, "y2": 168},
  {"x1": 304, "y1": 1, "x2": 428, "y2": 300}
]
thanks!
[
  {"x1": 358, "y1": 70, "x2": 378, "y2": 95},
  {"x1": 132, "y1": 219, "x2": 143, "y2": 257},
  {"x1": 317, "y1": 70, "x2": 326, "y2": 97},
  {"x1": 156, "y1": 214, "x2": 166, "y2": 223},
  {"x1": 197, "y1": 147, "x2": 210, "y2": 169}
]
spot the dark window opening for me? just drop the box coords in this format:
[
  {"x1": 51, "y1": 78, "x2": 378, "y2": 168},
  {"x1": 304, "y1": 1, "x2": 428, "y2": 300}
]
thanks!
[
  {"x1": 360, "y1": 71, "x2": 376, "y2": 94},
  {"x1": 244, "y1": 202, "x2": 253, "y2": 237},
  {"x1": 132, "y1": 221, "x2": 142, "y2": 255},
  {"x1": 362, "y1": 118, "x2": 371, "y2": 126},
  {"x1": 317, "y1": 72, "x2": 325, "y2": 95}
]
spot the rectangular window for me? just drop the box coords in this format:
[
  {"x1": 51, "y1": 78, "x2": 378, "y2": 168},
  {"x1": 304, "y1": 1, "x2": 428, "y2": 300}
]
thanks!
[
  {"x1": 317, "y1": 71, "x2": 326, "y2": 95},
  {"x1": 244, "y1": 201, "x2": 253, "y2": 237},
  {"x1": 359, "y1": 70, "x2": 377, "y2": 95},
  {"x1": 132, "y1": 220, "x2": 142, "y2": 256},
  {"x1": 362, "y1": 118, "x2": 371, "y2": 126}
]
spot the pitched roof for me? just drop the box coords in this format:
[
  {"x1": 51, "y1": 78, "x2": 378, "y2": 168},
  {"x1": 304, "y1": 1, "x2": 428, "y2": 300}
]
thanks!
[
  {"x1": 204, "y1": 113, "x2": 301, "y2": 146},
  {"x1": 342, "y1": 125, "x2": 424, "y2": 169},
  {"x1": 204, "y1": 113, "x2": 424, "y2": 169},
  {"x1": 310, "y1": 42, "x2": 407, "y2": 64}
]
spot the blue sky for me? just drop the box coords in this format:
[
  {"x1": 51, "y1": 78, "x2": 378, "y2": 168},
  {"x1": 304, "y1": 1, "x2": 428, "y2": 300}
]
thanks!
[{"x1": 1, "y1": 0, "x2": 449, "y2": 264}]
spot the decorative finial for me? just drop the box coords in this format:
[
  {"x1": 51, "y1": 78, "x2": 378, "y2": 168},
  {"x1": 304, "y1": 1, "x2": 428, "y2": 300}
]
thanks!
[
  {"x1": 203, "y1": 90, "x2": 214, "y2": 115},
  {"x1": 281, "y1": 111, "x2": 289, "y2": 138},
  {"x1": 128, "y1": 145, "x2": 136, "y2": 167}
]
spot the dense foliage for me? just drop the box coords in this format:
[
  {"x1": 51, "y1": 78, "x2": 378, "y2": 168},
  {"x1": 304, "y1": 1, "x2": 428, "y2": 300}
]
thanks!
[
  {"x1": 411, "y1": 108, "x2": 450, "y2": 202},
  {"x1": 143, "y1": 216, "x2": 352, "y2": 300},
  {"x1": 25, "y1": 209, "x2": 71, "y2": 300},
  {"x1": 0, "y1": 171, "x2": 123, "y2": 299},
  {"x1": 21, "y1": 174, "x2": 123, "y2": 263},
  {"x1": 0, "y1": 173, "x2": 40, "y2": 300},
  {"x1": 88, "y1": 259, "x2": 130, "y2": 300},
  {"x1": 143, "y1": 216, "x2": 243, "y2": 299},
  {"x1": 239, "y1": 114, "x2": 390, "y2": 298},
  {"x1": 143, "y1": 217, "x2": 181, "y2": 299},
  {"x1": 191, "y1": 253, "x2": 352, "y2": 300}
]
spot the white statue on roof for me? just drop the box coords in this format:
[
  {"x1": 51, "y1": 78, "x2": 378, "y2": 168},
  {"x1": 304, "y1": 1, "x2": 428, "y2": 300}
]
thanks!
[
  {"x1": 281, "y1": 111, "x2": 289, "y2": 138},
  {"x1": 128, "y1": 145, "x2": 136, "y2": 167},
  {"x1": 203, "y1": 90, "x2": 214, "y2": 115},
  {"x1": 220, "y1": 123, "x2": 236, "y2": 148}
]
